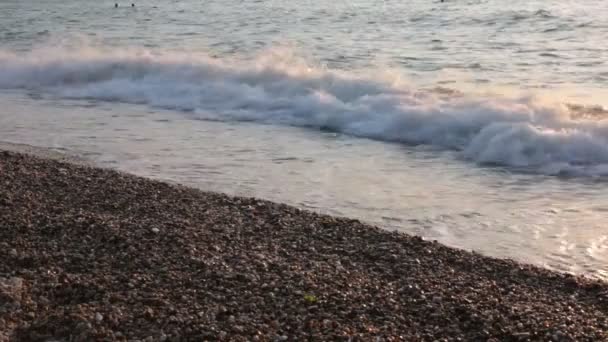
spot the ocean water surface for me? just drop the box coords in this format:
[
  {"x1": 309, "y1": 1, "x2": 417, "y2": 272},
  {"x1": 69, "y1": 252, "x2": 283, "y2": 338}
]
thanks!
[{"x1": 1, "y1": 0, "x2": 608, "y2": 279}]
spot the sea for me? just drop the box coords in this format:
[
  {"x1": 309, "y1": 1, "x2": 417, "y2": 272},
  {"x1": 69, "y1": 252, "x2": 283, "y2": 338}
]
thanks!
[{"x1": 1, "y1": 0, "x2": 608, "y2": 279}]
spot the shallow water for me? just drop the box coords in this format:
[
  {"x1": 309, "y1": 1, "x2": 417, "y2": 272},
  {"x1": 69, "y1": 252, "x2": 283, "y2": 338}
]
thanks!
[{"x1": 1, "y1": 0, "x2": 608, "y2": 279}]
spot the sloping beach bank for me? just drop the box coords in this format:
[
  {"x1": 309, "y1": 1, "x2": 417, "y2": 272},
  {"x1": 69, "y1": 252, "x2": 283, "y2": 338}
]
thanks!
[{"x1": 1, "y1": 150, "x2": 607, "y2": 341}]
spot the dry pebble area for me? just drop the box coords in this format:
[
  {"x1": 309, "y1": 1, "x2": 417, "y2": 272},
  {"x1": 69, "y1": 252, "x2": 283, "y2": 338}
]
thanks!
[{"x1": 1, "y1": 150, "x2": 608, "y2": 341}]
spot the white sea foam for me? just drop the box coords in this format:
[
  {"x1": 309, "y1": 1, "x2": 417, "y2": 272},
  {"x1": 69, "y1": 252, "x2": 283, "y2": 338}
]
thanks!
[{"x1": 2, "y1": 44, "x2": 608, "y2": 176}]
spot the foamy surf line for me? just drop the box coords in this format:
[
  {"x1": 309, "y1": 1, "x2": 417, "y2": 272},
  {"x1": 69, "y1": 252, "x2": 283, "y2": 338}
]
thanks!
[
  {"x1": 2, "y1": 44, "x2": 608, "y2": 177},
  {"x1": 0, "y1": 141, "x2": 90, "y2": 165}
]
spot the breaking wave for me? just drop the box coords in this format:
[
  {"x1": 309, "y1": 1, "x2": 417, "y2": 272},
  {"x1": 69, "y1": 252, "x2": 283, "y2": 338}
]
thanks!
[{"x1": 2, "y1": 44, "x2": 608, "y2": 177}]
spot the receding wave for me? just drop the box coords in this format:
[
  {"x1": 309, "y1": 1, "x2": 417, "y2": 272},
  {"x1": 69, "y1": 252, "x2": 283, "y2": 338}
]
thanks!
[{"x1": 1, "y1": 44, "x2": 608, "y2": 177}]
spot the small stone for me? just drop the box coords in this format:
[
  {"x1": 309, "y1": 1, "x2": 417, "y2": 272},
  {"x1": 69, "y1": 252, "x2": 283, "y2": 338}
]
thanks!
[
  {"x1": 151, "y1": 227, "x2": 160, "y2": 234},
  {"x1": 0, "y1": 277, "x2": 24, "y2": 306},
  {"x1": 95, "y1": 313, "x2": 104, "y2": 322}
]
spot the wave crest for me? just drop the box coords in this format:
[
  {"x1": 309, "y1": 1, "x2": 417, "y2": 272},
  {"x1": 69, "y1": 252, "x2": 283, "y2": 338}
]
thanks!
[{"x1": 1, "y1": 44, "x2": 608, "y2": 176}]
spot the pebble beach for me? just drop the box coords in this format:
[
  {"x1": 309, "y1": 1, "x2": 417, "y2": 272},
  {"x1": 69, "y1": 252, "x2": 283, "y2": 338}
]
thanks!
[{"x1": 1, "y1": 149, "x2": 608, "y2": 341}]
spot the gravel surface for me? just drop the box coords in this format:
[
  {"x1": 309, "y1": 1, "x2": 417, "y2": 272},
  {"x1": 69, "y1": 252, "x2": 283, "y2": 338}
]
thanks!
[{"x1": 1, "y1": 150, "x2": 608, "y2": 341}]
